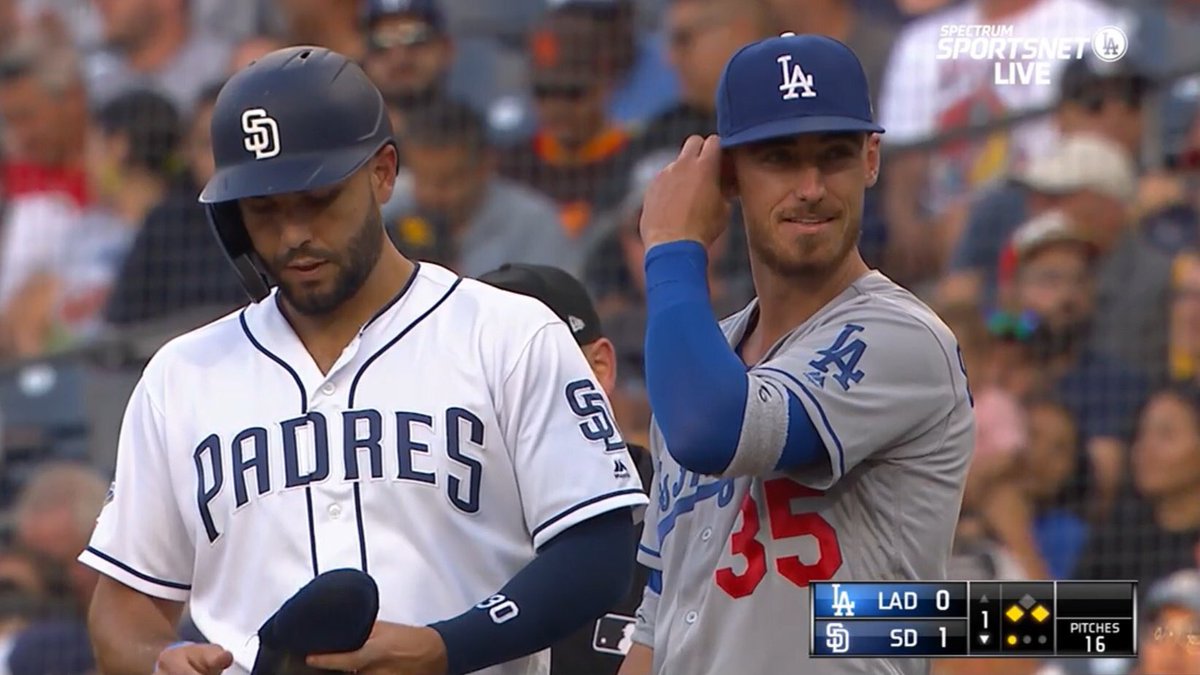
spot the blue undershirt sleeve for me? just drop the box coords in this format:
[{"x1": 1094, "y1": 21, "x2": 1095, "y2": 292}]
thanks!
[
  {"x1": 429, "y1": 509, "x2": 635, "y2": 675},
  {"x1": 643, "y1": 241, "x2": 824, "y2": 475}
]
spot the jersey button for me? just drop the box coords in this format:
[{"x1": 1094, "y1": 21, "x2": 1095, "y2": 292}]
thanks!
[
  {"x1": 684, "y1": 611, "x2": 698, "y2": 624},
  {"x1": 700, "y1": 528, "x2": 712, "y2": 541},
  {"x1": 328, "y1": 504, "x2": 342, "y2": 519},
  {"x1": 321, "y1": 382, "x2": 336, "y2": 396}
]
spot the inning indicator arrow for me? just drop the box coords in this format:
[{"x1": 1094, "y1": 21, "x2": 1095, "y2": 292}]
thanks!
[{"x1": 979, "y1": 634, "x2": 990, "y2": 645}]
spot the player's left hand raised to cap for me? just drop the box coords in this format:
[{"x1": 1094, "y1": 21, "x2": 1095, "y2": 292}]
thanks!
[
  {"x1": 639, "y1": 134, "x2": 732, "y2": 250},
  {"x1": 306, "y1": 622, "x2": 448, "y2": 675}
]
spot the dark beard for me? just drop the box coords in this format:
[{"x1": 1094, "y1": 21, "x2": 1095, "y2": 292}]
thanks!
[
  {"x1": 753, "y1": 217, "x2": 861, "y2": 281},
  {"x1": 276, "y1": 208, "x2": 385, "y2": 317}
]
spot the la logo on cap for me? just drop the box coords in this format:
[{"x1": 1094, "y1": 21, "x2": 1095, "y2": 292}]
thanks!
[{"x1": 776, "y1": 33, "x2": 818, "y2": 100}]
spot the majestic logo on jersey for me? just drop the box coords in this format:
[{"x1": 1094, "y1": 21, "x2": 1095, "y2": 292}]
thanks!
[
  {"x1": 192, "y1": 406, "x2": 485, "y2": 542},
  {"x1": 830, "y1": 583, "x2": 857, "y2": 617},
  {"x1": 565, "y1": 379, "x2": 626, "y2": 452},
  {"x1": 807, "y1": 323, "x2": 866, "y2": 391},
  {"x1": 242, "y1": 108, "x2": 281, "y2": 160},
  {"x1": 777, "y1": 54, "x2": 817, "y2": 100},
  {"x1": 613, "y1": 459, "x2": 630, "y2": 479}
]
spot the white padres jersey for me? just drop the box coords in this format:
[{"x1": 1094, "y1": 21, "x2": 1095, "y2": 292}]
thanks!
[
  {"x1": 635, "y1": 271, "x2": 974, "y2": 675},
  {"x1": 80, "y1": 263, "x2": 649, "y2": 675}
]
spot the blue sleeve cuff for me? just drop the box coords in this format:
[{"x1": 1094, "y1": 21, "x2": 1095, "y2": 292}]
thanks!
[{"x1": 644, "y1": 241, "x2": 748, "y2": 475}]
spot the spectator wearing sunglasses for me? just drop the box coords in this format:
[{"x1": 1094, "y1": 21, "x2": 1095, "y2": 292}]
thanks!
[
  {"x1": 498, "y1": 5, "x2": 635, "y2": 252},
  {"x1": 361, "y1": 0, "x2": 453, "y2": 112},
  {"x1": 1001, "y1": 209, "x2": 1151, "y2": 521},
  {"x1": 360, "y1": 0, "x2": 521, "y2": 146}
]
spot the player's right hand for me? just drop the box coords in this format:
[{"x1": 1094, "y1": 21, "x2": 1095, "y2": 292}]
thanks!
[
  {"x1": 638, "y1": 134, "x2": 731, "y2": 250},
  {"x1": 154, "y1": 642, "x2": 235, "y2": 675}
]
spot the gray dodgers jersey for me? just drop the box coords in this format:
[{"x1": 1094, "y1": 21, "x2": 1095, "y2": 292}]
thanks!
[{"x1": 634, "y1": 271, "x2": 975, "y2": 675}]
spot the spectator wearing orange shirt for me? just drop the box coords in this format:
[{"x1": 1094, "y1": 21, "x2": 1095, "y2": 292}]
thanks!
[{"x1": 497, "y1": 4, "x2": 635, "y2": 251}]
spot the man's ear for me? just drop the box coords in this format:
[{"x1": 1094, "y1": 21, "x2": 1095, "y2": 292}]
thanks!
[
  {"x1": 720, "y1": 153, "x2": 738, "y2": 199},
  {"x1": 373, "y1": 143, "x2": 400, "y2": 202},
  {"x1": 865, "y1": 133, "x2": 882, "y2": 188},
  {"x1": 584, "y1": 337, "x2": 619, "y2": 396}
]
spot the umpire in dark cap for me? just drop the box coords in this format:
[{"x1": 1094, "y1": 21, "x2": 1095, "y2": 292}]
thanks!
[{"x1": 478, "y1": 263, "x2": 652, "y2": 675}]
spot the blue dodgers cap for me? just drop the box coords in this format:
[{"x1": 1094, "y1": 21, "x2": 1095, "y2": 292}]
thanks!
[{"x1": 717, "y1": 32, "x2": 883, "y2": 148}]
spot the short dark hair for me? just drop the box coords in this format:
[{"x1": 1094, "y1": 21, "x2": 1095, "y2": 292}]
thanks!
[
  {"x1": 400, "y1": 98, "x2": 489, "y2": 154},
  {"x1": 95, "y1": 89, "x2": 183, "y2": 177}
]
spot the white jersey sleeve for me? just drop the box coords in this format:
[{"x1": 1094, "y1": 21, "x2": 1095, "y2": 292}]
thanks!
[
  {"x1": 80, "y1": 370, "x2": 195, "y2": 601},
  {"x1": 748, "y1": 305, "x2": 966, "y2": 490},
  {"x1": 497, "y1": 317, "x2": 649, "y2": 550}
]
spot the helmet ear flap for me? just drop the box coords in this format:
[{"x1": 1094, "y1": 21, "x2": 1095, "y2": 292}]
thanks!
[{"x1": 205, "y1": 202, "x2": 272, "y2": 303}]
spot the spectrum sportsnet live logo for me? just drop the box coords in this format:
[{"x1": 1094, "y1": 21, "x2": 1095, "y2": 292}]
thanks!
[{"x1": 935, "y1": 24, "x2": 1128, "y2": 86}]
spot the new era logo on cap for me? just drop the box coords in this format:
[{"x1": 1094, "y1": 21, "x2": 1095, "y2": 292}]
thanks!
[{"x1": 717, "y1": 32, "x2": 883, "y2": 148}]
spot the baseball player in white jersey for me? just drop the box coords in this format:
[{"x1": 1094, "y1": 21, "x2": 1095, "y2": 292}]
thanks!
[
  {"x1": 619, "y1": 34, "x2": 975, "y2": 675},
  {"x1": 81, "y1": 47, "x2": 647, "y2": 675}
]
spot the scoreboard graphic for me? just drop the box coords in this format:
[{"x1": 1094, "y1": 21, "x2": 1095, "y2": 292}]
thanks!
[{"x1": 811, "y1": 581, "x2": 1137, "y2": 658}]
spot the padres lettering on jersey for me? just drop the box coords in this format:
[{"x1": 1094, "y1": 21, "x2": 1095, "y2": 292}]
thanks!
[
  {"x1": 81, "y1": 264, "x2": 648, "y2": 675},
  {"x1": 635, "y1": 271, "x2": 974, "y2": 675}
]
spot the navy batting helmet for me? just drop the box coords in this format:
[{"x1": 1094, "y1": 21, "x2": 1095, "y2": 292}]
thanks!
[{"x1": 199, "y1": 46, "x2": 397, "y2": 302}]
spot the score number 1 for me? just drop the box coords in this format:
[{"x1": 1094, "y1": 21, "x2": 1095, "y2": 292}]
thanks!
[{"x1": 888, "y1": 625, "x2": 950, "y2": 649}]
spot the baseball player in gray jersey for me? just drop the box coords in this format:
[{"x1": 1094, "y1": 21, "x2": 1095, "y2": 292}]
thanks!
[{"x1": 619, "y1": 33, "x2": 975, "y2": 675}]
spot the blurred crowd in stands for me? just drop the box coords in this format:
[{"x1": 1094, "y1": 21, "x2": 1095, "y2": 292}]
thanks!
[{"x1": 1, "y1": 0, "x2": 1200, "y2": 673}]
